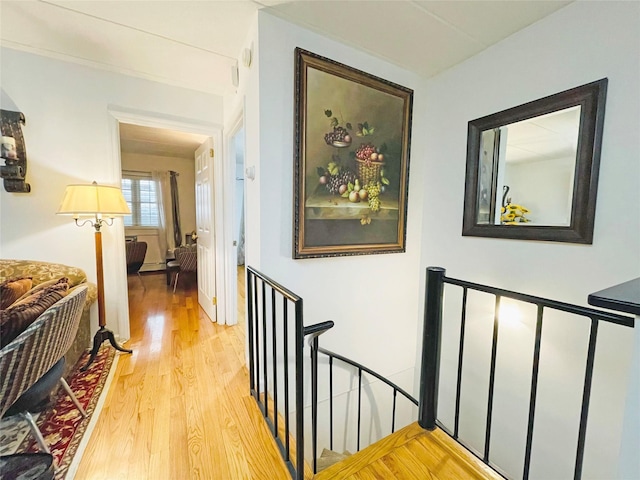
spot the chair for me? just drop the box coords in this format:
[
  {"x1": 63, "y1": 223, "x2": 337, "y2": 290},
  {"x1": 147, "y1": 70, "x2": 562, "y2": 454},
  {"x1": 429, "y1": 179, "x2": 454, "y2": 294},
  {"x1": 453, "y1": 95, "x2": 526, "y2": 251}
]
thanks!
[
  {"x1": 125, "y1": 240, "x2": 147, "y2": 289},
  {"x1": 168, "y1": 246, "x2": 197, "y2": 293},
  {"x1": 0, "y1": 286, "x2": 88, "y2": 467}
]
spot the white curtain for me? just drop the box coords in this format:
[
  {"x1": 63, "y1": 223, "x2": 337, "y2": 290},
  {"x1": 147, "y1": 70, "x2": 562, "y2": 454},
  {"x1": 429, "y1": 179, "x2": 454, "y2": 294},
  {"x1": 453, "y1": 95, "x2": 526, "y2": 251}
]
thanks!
[{"x1": 152, "y1": 170, "x2": 174, "y2": 256}]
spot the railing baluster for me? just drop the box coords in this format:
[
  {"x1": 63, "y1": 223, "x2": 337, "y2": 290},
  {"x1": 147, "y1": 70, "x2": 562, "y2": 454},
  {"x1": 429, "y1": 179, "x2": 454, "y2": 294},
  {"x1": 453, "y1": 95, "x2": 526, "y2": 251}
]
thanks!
[
  {"x1": 271, "y1": 288, "x2": 278, "y2": 437},
  {"x1": 310, "y1": 336, "x2": 319, "y2": 473},
  {"x1": 254, "y1": 275, "x2": 260, "y2": 404},
  {"x1": 283, "y1": 296, "x2": 290, "y2": 462},
  {"x1": 524, "y1": 305, "x2": 544, "y2": 480},
  {"x1": 392, "y1": 389, "x2": 398, "y2": 433},
  {"x1": 484, "y1": 295, "x2": 501, "y2": 463},
  {"x1": 262, "y1": 281, "x2": 268, "y2": 418},
  {"x1": 357, "y1": 368, "x2": 362, "y2": 451},
  {"x1": 329, "y1": 356, "x2": 334, "y2": 451},
  {"x1": 454, "y1": 287, "x2": 468, "y2": 439},
  {"x1": 419, "y1": 267, "x2": 445, "y2": 430},
  {"x1": 574, "y1": 318, "x2": 599, "y2": 480},
  {"x1": 294, "y1": 298, "x2": 304, "y2": 480},
  {"x1": 247, "y1": 270, "x2": 255, "y2": 393}
]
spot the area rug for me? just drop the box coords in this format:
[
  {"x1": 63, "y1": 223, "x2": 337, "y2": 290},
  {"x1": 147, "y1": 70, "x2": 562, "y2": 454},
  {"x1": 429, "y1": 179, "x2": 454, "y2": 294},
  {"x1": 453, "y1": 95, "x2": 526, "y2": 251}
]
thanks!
[{"x1": 0, "y1": 346, "x2": 118, "y2": 479}]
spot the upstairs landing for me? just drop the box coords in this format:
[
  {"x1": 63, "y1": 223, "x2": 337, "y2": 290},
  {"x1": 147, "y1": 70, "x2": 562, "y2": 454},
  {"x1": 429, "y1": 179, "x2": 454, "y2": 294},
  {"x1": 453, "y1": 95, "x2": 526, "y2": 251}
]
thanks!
[{"x1": 314, "y1": 422, "x2": 502, "y2": 480}]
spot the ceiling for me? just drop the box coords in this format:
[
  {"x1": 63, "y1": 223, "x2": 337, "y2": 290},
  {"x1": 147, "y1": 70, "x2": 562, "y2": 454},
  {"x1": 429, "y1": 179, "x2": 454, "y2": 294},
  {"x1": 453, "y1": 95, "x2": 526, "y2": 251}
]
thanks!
[
  {"x1": 1, "y1": 0, "x2": 572, "y2": 96},
  {"x1": 119, "y1": 123, "x2": 209, "y2": 159},
  {"x1": 1, "y1": 0, "x2": 572, "y2": 153},
  {"x1": 505, "y1": 106, "x2": 581, "y2": 164}
]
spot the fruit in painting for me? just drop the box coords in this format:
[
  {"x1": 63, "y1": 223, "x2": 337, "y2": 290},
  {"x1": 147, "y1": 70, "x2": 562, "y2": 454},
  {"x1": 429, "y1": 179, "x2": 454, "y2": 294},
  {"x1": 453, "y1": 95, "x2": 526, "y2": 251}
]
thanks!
[
  {"x1": 324, "y1": 126, "x2": 350, "y2": 145},
  {"x1": 327, "y1": 168, "x2": 357, "y2": 194},
  {"x1": 348, "y1": 191, "x2": 360, "y2": 203}
]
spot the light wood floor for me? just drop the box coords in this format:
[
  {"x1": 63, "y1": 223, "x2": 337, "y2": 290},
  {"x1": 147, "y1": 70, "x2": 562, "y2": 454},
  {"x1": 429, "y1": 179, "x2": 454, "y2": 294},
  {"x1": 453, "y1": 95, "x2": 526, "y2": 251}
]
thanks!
[
  {"x1": 314, "y1": 422, "x2": 502, "y2": 480},
  {"x1": 75, "y1": 267, "x2": 291, "y2": 479}
]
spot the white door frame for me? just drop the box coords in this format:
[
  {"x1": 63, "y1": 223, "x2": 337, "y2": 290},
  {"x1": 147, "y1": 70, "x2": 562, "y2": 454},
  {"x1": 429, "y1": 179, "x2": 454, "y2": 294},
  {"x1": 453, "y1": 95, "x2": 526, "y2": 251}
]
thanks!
[
  {"x1": 107, "y1": 106, "x2": 224, "y2": 336},
  {"x1": 222, "y1": 111, "x2": 245, "y2": 326}
]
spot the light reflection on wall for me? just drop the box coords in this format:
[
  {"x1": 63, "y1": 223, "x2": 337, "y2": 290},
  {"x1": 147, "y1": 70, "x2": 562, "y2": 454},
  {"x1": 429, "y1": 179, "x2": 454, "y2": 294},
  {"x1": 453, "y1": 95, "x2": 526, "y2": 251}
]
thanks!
[{"x1": 498, "y1": 300, "x2": 524, "y2": 328}]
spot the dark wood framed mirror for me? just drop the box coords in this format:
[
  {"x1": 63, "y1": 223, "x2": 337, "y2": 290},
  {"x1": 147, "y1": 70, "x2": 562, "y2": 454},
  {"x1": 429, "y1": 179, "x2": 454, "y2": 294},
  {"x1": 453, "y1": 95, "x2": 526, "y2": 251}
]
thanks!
[{"x1": 462, "y1": 78, "x2": 607, "y2": 244}]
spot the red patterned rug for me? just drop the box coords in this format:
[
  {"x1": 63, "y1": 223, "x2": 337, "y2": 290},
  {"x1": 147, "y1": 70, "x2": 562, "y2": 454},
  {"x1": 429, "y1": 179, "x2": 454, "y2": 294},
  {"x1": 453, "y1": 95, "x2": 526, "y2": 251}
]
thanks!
[{"x1": 0, "y1": 346, "x2": 116, "y2": 479}]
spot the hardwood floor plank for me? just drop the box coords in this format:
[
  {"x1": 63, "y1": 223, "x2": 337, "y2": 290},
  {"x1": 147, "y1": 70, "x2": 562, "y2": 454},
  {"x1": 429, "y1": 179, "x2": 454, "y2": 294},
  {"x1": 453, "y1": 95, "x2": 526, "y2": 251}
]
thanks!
[
  {"x1": 350, "y1": 458, "x2": 396, "y2": 479},
  {"x1": 169, "y1": 393, "x2": 191, "y2": 479}
]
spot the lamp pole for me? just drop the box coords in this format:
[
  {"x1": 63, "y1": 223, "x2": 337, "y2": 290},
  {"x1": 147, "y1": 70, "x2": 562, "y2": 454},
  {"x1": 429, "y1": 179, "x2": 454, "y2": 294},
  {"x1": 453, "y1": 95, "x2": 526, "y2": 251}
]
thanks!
[{"x1": 81, "y1": 216, "x2": 132, "y2": 371}]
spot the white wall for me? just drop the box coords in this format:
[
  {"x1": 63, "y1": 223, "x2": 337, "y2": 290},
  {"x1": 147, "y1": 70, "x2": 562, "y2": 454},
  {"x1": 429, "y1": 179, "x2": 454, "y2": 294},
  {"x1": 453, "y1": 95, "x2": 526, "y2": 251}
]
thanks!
[
  {"x1": 420, "y1": 2, "x2": 639, "y2": 479},
  {"x1": 242, "y1": 11, "x2": 427, "y2": 456},
  {"x1": 252, "y1": 10, "x2": 426, "y2": 385},
  {"x1": 0, "y1": 47, "x2": 223, "y2": 340}
]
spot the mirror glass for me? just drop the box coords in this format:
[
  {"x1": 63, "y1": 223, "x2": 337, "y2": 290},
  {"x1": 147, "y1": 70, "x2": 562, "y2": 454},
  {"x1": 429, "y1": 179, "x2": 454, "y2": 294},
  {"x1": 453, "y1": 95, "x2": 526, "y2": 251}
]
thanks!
[
  {"x1": 463, "y1": 78, "x2": 607, "y2": 244},
  {"x1": 476, "y1": 105, "x2": 581, "y2": 226}
]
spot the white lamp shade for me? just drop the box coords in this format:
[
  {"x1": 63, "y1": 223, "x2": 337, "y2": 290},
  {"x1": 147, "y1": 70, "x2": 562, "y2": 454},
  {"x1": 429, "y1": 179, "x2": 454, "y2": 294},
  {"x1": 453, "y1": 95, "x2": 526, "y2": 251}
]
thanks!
[{"x1": 57, "y1": 182, "x2": 131, "y2": 216}]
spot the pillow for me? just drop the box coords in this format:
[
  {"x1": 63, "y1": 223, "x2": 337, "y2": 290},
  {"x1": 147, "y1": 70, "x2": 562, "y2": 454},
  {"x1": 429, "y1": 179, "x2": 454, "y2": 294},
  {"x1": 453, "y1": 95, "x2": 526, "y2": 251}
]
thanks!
[
  {"x1": 13, "y1": 277, "x2": 69, "y2": 305},
  {"x1": 0, "y1": 281, "x2": 69, "y2": 348},
  {"x1": 0, "y1": 276, "x2": 33, "y2": 310}
]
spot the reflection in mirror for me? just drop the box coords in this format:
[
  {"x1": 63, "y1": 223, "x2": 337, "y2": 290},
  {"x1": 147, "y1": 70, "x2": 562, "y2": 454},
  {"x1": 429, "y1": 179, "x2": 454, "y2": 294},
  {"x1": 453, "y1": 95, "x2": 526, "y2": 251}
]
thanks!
[
  {"x1": 477, "y1": 106, "x2": 581, "y2": 226},
  {"x1": 463, "y1": 78, "x2": 607, "y2": 244}
]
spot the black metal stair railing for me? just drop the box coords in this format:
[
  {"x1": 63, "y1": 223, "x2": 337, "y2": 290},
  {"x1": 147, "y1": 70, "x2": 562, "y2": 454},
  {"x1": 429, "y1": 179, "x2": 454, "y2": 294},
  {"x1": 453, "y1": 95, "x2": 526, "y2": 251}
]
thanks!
[
  {"x1": 309, "y1": 336, "x2": 418, "y2": 474},
  {"x1": 246, "y1": 266, "x2": 418, "y2": 478},
  {"x1": 418, "y1": 267, "x2": 635, "y2": 480},
  {"x1": 246, "y1": 266, "x2": 306, "y2": 479},
  {"x1": 246, "y1": 266, "x2": 336, "y2": 479}
]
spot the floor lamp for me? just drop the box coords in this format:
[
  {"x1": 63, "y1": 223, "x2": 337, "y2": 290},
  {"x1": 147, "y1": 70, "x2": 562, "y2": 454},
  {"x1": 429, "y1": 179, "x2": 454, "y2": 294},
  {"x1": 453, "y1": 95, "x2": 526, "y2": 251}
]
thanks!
[{"x1": 57, "y1": 181, "x2": 133, "y2": 371}]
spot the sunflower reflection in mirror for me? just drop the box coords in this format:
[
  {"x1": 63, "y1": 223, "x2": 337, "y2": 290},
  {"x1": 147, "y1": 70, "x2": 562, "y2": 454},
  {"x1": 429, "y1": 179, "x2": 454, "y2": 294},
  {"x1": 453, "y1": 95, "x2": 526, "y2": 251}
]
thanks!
[{"x1": 501, "y1": 204, "x2": 531, "y2": 225}]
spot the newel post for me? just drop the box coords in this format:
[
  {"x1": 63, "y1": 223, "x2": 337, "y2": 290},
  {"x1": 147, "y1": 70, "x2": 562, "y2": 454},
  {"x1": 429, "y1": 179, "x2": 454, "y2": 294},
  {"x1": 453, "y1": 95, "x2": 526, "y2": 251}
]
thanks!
[{"x1": 418, "y1": 267, "x2": 445, "y2": 430}]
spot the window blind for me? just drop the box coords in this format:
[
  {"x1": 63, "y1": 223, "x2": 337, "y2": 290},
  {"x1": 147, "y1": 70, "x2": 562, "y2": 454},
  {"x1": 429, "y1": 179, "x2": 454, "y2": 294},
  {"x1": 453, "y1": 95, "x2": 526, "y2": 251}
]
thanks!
[{"x1": 121, "y1": 171, "x2": 159, "y2": 227}]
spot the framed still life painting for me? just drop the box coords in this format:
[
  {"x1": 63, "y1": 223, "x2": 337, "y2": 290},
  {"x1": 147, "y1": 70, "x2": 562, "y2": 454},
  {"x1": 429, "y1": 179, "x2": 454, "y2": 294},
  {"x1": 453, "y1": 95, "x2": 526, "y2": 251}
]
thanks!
[{"x1": 293, "y1": 48, "x2": 413, "y2": 259}]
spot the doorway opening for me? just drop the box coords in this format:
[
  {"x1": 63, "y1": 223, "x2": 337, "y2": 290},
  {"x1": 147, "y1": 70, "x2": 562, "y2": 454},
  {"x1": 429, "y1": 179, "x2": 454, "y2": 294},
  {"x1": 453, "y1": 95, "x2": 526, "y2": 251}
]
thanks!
[
  {"x1": 233, "y1": 125, "x2": 246, "y2": 324},
  {"x1": 223, "y1": 114, "x2": 246, "y2": 328},
  {"x1": 119, "y1": 123, "x2": 207, "y2": 296},
  {"x1": 109, "y1": 108, "x2": 222, "y2": 337}
]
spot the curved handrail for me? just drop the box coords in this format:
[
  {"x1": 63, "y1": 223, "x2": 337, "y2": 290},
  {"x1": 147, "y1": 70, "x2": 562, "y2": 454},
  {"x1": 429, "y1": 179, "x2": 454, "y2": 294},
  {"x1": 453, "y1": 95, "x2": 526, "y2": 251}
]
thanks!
[
  {"x1": 304, "y1": 321, "x2": 334, "y2": 343},
  {"x1": 317, "y1": 346, "x2": 418, "y2": 406}
]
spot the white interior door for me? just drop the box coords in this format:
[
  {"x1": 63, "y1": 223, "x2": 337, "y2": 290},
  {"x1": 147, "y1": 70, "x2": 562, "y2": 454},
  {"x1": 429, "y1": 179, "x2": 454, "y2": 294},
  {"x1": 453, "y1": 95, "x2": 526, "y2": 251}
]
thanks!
[{"x1": 195, "y1": 138, "x2": 216, "y2": 322}]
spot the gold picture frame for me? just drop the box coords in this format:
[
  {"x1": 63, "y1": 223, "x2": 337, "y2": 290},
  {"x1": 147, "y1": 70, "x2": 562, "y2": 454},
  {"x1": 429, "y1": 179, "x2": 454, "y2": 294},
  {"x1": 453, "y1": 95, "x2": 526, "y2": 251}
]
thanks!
[{"x1": 293, "y1": 48, "x2": 413, "y2": 259}]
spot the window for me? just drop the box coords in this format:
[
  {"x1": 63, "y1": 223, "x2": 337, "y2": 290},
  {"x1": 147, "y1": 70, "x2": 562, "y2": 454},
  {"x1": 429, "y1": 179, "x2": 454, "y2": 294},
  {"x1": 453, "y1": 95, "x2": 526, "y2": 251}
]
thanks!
[{"x1": 121, "y1": 173, "x2": 159, "y2": 227}]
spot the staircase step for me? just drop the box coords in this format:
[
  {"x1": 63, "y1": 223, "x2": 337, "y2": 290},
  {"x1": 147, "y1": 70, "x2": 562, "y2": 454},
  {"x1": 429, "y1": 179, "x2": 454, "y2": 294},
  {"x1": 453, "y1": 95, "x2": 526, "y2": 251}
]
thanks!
[
  {"x1": 317, "y1": 448, "x2": 351, "y2": 472},
  {"x1": 313, "y1": 423, "x2": 502, "y2": 480}
]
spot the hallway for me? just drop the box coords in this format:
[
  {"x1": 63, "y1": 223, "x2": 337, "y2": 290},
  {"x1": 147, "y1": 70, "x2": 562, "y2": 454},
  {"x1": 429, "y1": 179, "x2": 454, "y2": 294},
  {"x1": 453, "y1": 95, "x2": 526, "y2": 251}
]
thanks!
[{"x1": 75, "y1": 268, "x2": 291, "y2": 478}]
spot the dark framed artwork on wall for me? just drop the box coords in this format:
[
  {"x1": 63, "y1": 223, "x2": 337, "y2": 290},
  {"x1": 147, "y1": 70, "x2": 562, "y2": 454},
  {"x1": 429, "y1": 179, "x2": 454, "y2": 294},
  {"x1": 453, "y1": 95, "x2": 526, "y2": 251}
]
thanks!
[{"x1": 293, "y1": 48, "x2": 413, "y2": 259}]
